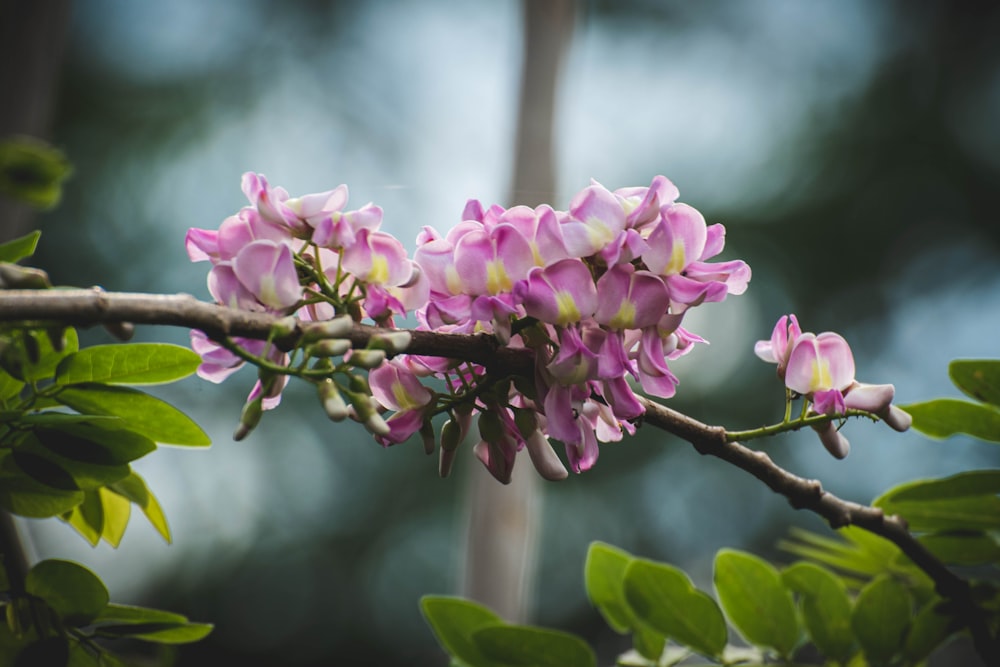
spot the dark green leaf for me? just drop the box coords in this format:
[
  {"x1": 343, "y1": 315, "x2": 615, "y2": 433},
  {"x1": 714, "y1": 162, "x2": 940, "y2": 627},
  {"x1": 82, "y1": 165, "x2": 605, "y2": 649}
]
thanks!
[
  {"x1": 0, "y1": 372, "x2": 24, "y2": 403},
  {"x1": 851, "y1": 575, "x2": 911, "y2": 664},
  {"x1": 63, "y1": 491, "x2": 103, "y2": 546},
  {"x1": 950, "y1": 359, "x2": 1000, "y2": 408},
  {"x1": 782, "y1": 562, "x2": 854, "y2": 663},
  {"x1": 18, "y1": 434, "x2": 131, "y2": 490},
  {"x1": 0, "y1": 137, "x2": 72, "y2": 209},
  {"x1": 714, "y1": 550, "x2": 799, "y2": 658},
  {"x1": 55, "y1": 384, "x2": 210, "y2": 446},
  {"x1": 875, "y1": 470, "x2": 1000, "y2": 504},
  {"x1": 623, "y1": 559, "x2": 727, "y2": 659},
  {"x1": 15, "y1": 328, "x2": 79, "y2": 383},
  {"x1": 55, "y1": 344, "x2": 200, "y2": 386},
  {"x1": 11, "y1": 450, "x2": 78, "y2": 490},
  {"x1": 94, "y1": 621, "x2": 213, "y2": 644},
  {"x1": 0, "y1": 462, "x2": 83, "y2": 518},
  {"x1": 109, "y1": 472, "x2": 170, "y2": 543},
  {"x1": 0, "y1": 231, "x2": 41, "y2": 263},
  {"x1": 904, "y1": 600, "x2": 956, "y2": 663},
  {"x1": 25, "y1": 559, "x2": 109, "y2": 625},
  {"x1": 473, "y1": 625, "x2": 596, "y2": 667},
  {"x1": 35, "y1": 424, "x2": 156, "y2": 465},
  {"x1": 900, "y1": 398, "x2": 1000, "y2": 442},
  {"x1": 420, "y1": 596, "x2": 505, "y2": 667}
]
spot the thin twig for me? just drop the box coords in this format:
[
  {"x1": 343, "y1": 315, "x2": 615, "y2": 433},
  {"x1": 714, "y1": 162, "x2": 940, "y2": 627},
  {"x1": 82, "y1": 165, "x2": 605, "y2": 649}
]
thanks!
[{"x1": 0, "y1": 288, "x2": 995, "y2": 661}]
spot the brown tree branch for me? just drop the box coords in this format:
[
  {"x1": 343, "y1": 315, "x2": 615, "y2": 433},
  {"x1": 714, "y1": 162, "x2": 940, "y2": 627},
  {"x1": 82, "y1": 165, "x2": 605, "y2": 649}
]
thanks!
[{"x1": 0, "y1": 288, "x2": 995, "y2": 660}]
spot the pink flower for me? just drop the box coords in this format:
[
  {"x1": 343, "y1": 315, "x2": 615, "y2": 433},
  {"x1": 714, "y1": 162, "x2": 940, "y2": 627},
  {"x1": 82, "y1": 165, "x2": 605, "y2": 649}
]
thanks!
[
  {"x1": 369, "y1": 360, "x2": 434, "y2": 445},
  {"x1": 516, "y1": 259, "x2": 598, "y2": 326},
  {"x1": 754, "y1": 314, "x2": 802, "y2": 379}
]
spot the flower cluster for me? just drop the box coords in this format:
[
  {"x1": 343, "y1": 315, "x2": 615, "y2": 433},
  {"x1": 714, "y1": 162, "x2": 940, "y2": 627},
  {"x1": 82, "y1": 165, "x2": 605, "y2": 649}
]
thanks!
[
  {"x1": 755, "y1": 314, "x2": 912, "y2": 458},
  {"x1": 185, "y1": 173, "x2": 751, "y2": 482}
]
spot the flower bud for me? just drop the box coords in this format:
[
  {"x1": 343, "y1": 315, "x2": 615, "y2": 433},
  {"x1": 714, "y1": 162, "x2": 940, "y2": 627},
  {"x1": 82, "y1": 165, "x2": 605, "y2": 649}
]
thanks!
[
  {"x1": 512, "y1": 407, "x2": 538, "y2": 440},
  {"x1": 102, "y1": 321, "x2": 135, "y2": 341},
  {"x1": 317, "y1": 379, "x2": 349, "y2": 422},
  {"x1": 301, "y1": 315, "x2": 354, "y2": 342},
  {"x1": 348, "y1": 373, "x2": 371, "y2": 395},
  {"x1": 0, "y1": 263, "x2": 50, "y2": 289},
  {"x1": 440, "y1": 419, "x2": 463, "y2": 451},
  {"x1": 346, "y1": 349, "x2": 386, "y2": 370},
  {"x1": 812, "y1": 421, "x2": 850, "y2": 459},
  {"x1": 270, "y1": 315, "x2": 298, "y2": 338},
  {"x1": 234, "y1": 397, "x2": 263, "y2": 441},
  {"x1": 419, "y1": 420, "x2": 435, "y2": 455},
  {"x1": 477, "y1": 409, "x2": 504, "y2": 445},
  {"x1": 525, "y1": 430, "x2": 568, "y2": 481},
  {"x1": 346, "y1": 390, "x2": 390, "y2": 437},
  {"x1": 308, "y1": 339, "x2": 352, "y2": 358},
  {"x1": 368, "y1": 331, "x2": 412, "y2": 354},
  {"x1": 439, "y1": 444, "x2": 458, "y2": 478}
]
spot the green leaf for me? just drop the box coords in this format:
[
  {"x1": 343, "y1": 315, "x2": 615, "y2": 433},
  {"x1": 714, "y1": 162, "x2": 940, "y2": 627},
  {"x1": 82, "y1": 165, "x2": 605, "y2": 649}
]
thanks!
[
  {"x1": 0, "y1": 137, "x2": 73, "y2": 209},
  {"x1": 473, "y1": 625, "x2": 596, "y2": 667},
  {"x1": 0, "y1": 231, "x2": 41, "y2": 263},
  {"x1": 874, "y1": 470, "x2": 1000, "y2": 504},
  {"x1": 109, "y1": 472, "x2": 170, "y2": 543},
  {"x1": 915, "y1": 532, "x2": 1000, "y2": 566},
  {"x1": 35, "y1": 423, "x2": 156, "y2": 465},
  {"x1": 622, "y1": 559, "x2": 727, "y2": 659},
  {"x1": 584, "y1": 541, "x2": 635, "y2": 633},
  {"x1": 55, "y1": 344, "x2": 201, "y2": 386},
  {"x1": 17, "y1": 434, "x2": 131, "y2": 491},
  {"x1": 10, "y1": 450, "x2": 78, "y2": 490},
  {"x1": 63, "y1": 491, "x2": 103, "y2": 546},
  {"x1": 98, "y1": 487, "x2": 130, "y2": 547},
  {"x1": 876, "y1": 495, "x2": 1000, "y2": 532},
  {"x1": 903, "y1": 600, "x2": 956, "y2": 663},
  {"x1": 0, "y1": 372, "x2": 24, "y2": 403},
  {"x1": 900, "y1": 398, "x2": 1000, "y2": 442},
  {"x1": 778, "y1": 527, "x2": 891, "y2": 579},
  {"x1": 13, "y1": 328, "x2": 78, "y2": 383},
  {"x1": 713, "y1": 550, "x2": 799, "y2": 658},
  {"x1": 851, "y1": 575, "x2": 911, "y2": 664},
  {"x1": 94, "y1": 622, "x2": 213, "y2": 644},
  {"x1": 782, "y1": 562, "x2": 854, "y2": 663},
  {"x1": 421, "y1": 596, "x2": 505, "y2": 667},
  {"x1": 95, "y1": 603, "x2": 188, "y2": 625},
  {"x1": 0, "y1": 462, "x2": 83, "y2": 518},
  {"x1": 55, "y1": 383, "x2": 210, "y2": 446},
  {"x1": 25, "y1": 559, "x2": 109, "y2": 625},
  {"x1": 950, "y1": 359, "x2": 1000, "y2": 408}
]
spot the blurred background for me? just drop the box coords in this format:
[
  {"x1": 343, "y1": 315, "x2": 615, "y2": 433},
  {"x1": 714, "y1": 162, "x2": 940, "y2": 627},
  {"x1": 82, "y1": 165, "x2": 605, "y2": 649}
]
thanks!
[{"x1": 4, "y1": 0, "x2": 1000, "y2": 664}]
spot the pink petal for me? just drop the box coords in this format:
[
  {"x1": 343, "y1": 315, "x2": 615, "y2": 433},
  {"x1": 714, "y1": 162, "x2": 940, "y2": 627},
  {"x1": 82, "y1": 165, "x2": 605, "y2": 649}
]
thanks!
[{"x1": 233, "y1": 241, "x2": 301, "y2": 310}]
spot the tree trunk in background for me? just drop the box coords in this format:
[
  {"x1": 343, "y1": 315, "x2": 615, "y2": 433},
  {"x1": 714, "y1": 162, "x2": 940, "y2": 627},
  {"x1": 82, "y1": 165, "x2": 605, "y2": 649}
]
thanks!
[
  {"x1": 462, "y1": 0, "x2": 575, "y2": 624},
  {"x1": 0, "y1": 0, "x2": 72, "y2": 242}
]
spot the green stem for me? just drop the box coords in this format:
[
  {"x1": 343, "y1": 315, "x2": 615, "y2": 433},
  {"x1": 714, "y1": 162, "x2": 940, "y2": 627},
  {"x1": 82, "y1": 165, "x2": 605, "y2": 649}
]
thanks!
[{"x1": 725, "y1": 410, "x2": 875, "y2": 443}]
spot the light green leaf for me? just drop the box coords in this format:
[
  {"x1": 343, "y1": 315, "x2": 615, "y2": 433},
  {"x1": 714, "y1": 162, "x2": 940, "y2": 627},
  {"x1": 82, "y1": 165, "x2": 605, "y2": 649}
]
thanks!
[
  {"x1": 584, "y1": 541, "x2": 636, "y2": 633},
  {"x1": 949, "y1": 359, "x2": 1000, "y2": 408},
  {"x1": 874, "y1": 470, "x2": 1000, "y2": 504},
  {"x1": 55, "y1": 343, "x2": 201, "y2": 386},
  {"x1": 0, "y1": 372, "x2": 24, "y2": 403},
  {"x1": 94, "y1": 622, "x2": 213, "y2": 644},
  {"x1": 473, "y1": 625, "x2": 596, "y2": 667},
  {"x1": 95, "y1": 603, "x2": 188, "y2": 625},
  {"x1": 915, "y1": 532, "x2": 1000, "y2": 566},
  {"x1": 623, "y1": 559, "x2": 727, "y2": 659},
  {"x1": 62, "y1": 491, "x2": 103, "y2": 546},
  {"x1": 109, "y1": 472, "x2": 170, "y2": 543},
  {"x1": 420, "y1": 596, "x2": 505, "y2": 667},
  {"x1": 714, "y1": 550, "x2": 799, "y2": 658},
  {"x1": 782, "y1": 562, "x2": 854, "y2": 663},
  {"x1": 778, "y1": 527, "x2": 891, "y2": 578},
  {"x1": 25, "y1": 559, "x2": 109, "y2": 625},
  {"x1": 900, "y1": 398, "x2": 1000, "y2": 442},
  {"x1": 0, "y1": 230, "x2": 41, "y2": 263},
  {"x1": 851, "y1": 575, "x2": 911, "y2": 664},
  {"x1": 98, "y1": 486, "x2": 130, "y2": 547},
  {"x1": 55, "y1": 383, "x2": 210, "y2": 446}
]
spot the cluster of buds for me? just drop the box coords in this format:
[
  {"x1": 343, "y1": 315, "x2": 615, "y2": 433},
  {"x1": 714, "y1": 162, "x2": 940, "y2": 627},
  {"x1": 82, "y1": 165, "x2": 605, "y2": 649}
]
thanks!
[{"x1": 755, "y1": 314, "x2": 912, "y2": 458}]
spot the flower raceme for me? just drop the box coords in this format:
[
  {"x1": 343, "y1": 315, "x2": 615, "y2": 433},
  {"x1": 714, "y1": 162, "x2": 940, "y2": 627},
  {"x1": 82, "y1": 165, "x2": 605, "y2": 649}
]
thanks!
[
  {"x1": 755, "y1": 315, "x2": 911, "y2": 458},
  {"x1": 186, "y1": 173, "x2": 751, "y2": 483}
]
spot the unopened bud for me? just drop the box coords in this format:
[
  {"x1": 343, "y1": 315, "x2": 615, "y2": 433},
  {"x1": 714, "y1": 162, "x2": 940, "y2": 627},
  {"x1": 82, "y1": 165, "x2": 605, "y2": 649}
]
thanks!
[
  {"x1": 302, "y1": 315, "x2": 354, "y2": 342},
  {"x1": 346, "y1": 390, "x2": 390, "y2": 437},
  {"x1": 420, "y1": 420, "x2": 435, "y2": 455},
  {"x1": 308, "y1": 339, "x2": 352, "y2": 358},
  {"x1": 102, "y1": 321, "x2": 135, "y2": 341},
  {"x1": 0, "y1": 263, "x2": 50, "y2": 289},
  {"x1": 347, "y1": 349, "x2": 386, "y2": 369},
  {"x1": 348, "y1": 374, "x2": 371, "y2": 395},
  {"x1": 440, "y1": 419, "x2": 463, "y2": 451},
  {"x1": 439, "y1": 445, "x2": 458, "y2": 478},
  {"x1": 477, "y1": 409, "x2": 505, "y2": 445},
  {"x1": 234, "y1": 397, "x2": 263, "y2": 441},
  {"x1": 368, "y1": 331, "x2": 412, "y2": 354},
  {"x1": 512, "y1": 407, "x2": 538, "y2": 440},
  {"x1": 317, "y1": 380, "x2": 349, "y2": 422}
]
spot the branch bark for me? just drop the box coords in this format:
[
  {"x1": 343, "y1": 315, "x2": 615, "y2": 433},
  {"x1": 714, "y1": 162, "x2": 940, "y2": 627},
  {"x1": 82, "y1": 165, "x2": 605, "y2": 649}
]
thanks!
[{"x1": 0, "y1": 288, "x2": 995, "y2": 661}]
